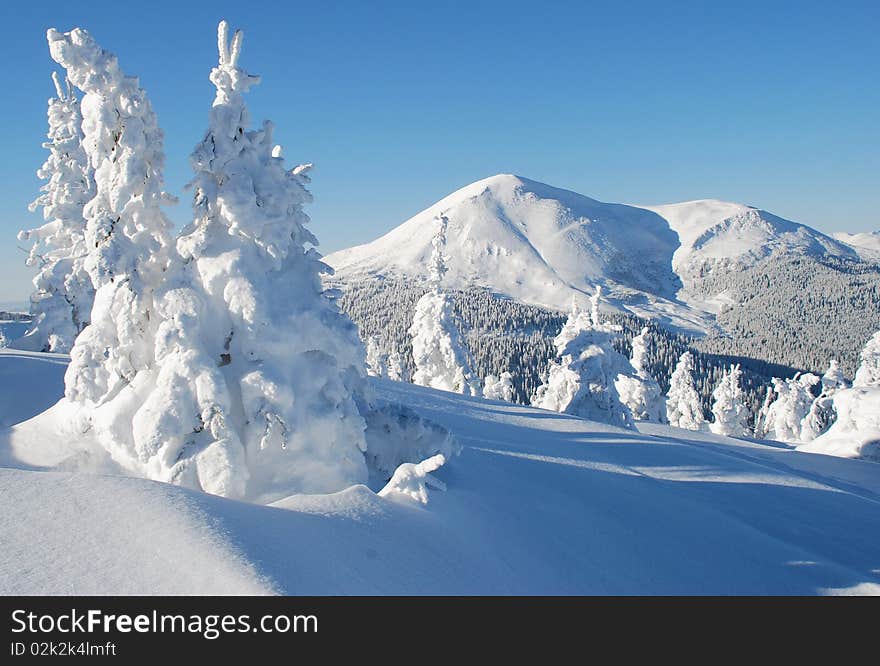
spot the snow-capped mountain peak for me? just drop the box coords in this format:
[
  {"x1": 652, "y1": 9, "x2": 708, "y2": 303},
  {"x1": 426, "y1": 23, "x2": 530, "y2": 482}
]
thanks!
[
  {"x1": 325, "y1": 175, "x2": 862, "y2": 330},
  {"x1": 326, "y1": 174, "x2": 683, "y2": 311}
]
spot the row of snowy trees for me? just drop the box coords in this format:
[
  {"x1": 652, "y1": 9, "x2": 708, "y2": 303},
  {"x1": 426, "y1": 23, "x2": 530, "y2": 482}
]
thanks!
[
  {"x1": 16, "y1": 22, "x2": 457, "y2": 501},
  {"x1": 346, "y1": 267, "x2": 880, "y2": 455}
]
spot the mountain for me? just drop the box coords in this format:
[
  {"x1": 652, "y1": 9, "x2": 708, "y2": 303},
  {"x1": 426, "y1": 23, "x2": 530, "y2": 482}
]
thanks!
[{"x1": 325, "y1": 175, "x2": 859, "y2": 332}]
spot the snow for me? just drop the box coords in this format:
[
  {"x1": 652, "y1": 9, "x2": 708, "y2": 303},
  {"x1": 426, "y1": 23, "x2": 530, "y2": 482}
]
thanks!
[
  {"x1": 14, "y1": 72, "x2": 94, "y2": 354},
  {"x1": 797, "y1": 334, "x2": 880, "y2": 461},
  {"x1": 641, "y1": 199, "x2": 857, "y2": 285},
  {"x1": 5, "y1": 351, "x2": 880, "y2": 594},
  {"x1": 0, "y1": 349, "x2": 68, "y2": 428},
  {"x1": 325, "y1": 175, "x2": 858, "y2": 334},
  {"x1": 532, "y1": 288, "x2": 636, "y2": 428},
  {"x1": 409, "y1": 216, "x2": 481, "y2": 395},
  {"x1": 665, "y1": 351, "x2": 705, "y2": 431},
  {"x1": 833, "y1": 231, "x2": 880, "y2": 261}
]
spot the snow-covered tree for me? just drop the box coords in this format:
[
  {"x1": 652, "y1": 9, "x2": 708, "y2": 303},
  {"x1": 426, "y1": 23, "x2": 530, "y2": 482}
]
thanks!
[
  {"x1": 666, "y1": 351, "x2": 704, "y2": 430},
  {"x1": 800, "y1": 360, "x2": 849, "y2": 442},
  {"x1": 532, "y1": 287, "x2": 635, "y2": 429},
  {"x1": 0, "y1": 327, "x2": 7, "y2": 349},
  {"x1": 365, "y1": 335, "x2": 388, "y2": 377},
  {"x1": 853, "y1": 331, "x2": 880, "y2": 387},
  {"x1": 363, "y1": 335, "x2": 408, "y2": 382},
  {"x1": 761, "y1": 373, "x2": 820, "y2": 443},
  {"x1": 615, "y1": 326, "x2": 666, "y2": 422},
  {"x1": 483, "y1": 371, "x2": 515, "y2": 402},
  {"x1": 798, "y1": 336, "x2": 880, "y2": 460},
  {"x1": 48, "y1": 27, "x2": 175, "y2": 412},
  {"x1": 16, "y1": 72, "x2": 94, "y2": 353},
  {"x1": 386, "y1": 348, "x2": 407, "y2": 382},
  {"x1": 155, "y1": 21, "x2": 372, "y2": 499},
  {"x1": 754, "y1": 385, "x2": 774, "y2": 438},
  {"x1": 709, "y1": 364, "x2": 749, "y2": 437},
  {"x1": 409, "y1": 216, "x2": 481, "y2": 395}
]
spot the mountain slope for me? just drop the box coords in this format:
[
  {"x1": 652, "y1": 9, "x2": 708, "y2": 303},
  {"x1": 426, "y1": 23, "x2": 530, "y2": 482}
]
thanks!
[
  {"x1": 325, "y1": 175, "x2": 860, "y2": 330},
  {"x1": 3, "y1": 353, "x2": 880, "y2": 594},
  {"x1": 642, "y1": 199, "x2": 857, "y2": 283},
  {"x1": 327, "y1": 174, "x2": 683, "y2": 312}
]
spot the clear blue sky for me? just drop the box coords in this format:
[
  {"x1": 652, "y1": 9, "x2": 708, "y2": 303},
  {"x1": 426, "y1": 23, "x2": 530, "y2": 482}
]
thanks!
[{"x1": 2, "y1": 0, "x2": 878, "y2": 305}]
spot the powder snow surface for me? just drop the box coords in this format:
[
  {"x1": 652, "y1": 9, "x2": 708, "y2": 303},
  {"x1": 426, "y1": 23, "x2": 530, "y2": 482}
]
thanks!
[{"x1": 2, "y1": 354, "x2": 879, "y2": 595}]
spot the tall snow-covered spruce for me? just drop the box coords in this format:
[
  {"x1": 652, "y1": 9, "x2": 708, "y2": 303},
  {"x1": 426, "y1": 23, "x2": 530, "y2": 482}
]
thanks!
[
  {"x1": 409, "y1": 216, "x2": 481, "y2": 395},
  {"x1": 665, "y1": 351, "x2": 704, "y2": 431},
  {"x1": 47, "y1": 28, "x2": 174, "y2": 407},
  {"x1": 160, "y1": 21, "x2": 373, "y2": 500},
  {"x1": 532, "y1": 288, "x2": 635, "y2": 429},
  {"x1": 17, "y1": 72, "x2": 94, "y2": 353}
]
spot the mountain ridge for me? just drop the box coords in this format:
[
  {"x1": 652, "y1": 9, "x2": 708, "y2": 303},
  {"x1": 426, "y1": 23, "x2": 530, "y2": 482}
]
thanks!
[{"x1": 325, "y1": 174, "x2": 868, "y2": 333}]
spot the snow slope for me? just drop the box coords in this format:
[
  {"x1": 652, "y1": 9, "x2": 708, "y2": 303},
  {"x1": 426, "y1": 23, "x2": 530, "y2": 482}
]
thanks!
[
  {"x1": 326, "y1": 175, "x2": 699, "y2": 328},
  {"x1": 2, "y1": 352, "x2": 880, "y2": 595},
  {"x1": 325, "y1": 175, "x2": 858, "y2": 328},
  {"x1": 0, "y1": 349, "x2": 68, "y2": 428}
]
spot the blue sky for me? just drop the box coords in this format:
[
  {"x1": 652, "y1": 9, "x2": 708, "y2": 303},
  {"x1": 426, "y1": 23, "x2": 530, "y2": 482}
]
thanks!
[{"x1": 1, "y1": 0, "x2": 878, "y2": 304}]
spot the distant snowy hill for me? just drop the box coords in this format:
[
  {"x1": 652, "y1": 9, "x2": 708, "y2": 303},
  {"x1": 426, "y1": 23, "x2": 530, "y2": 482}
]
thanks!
[
  {"x1": 325, "y1": 175, "x2": 859, "y2": 332},
  {"x1": 2, "y1": 353, "x2": 880, "y2": 594},
  {"x1": 641, "y1": 198, "x2": 857, "y2": 284},
  {"x1": 834, "y1": 230, "x2": 880, "y2": 261}
]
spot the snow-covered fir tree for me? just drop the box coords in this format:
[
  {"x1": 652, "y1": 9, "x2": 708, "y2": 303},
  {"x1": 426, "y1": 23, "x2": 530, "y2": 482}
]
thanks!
[
  {"x1": 385, "y1": 348, "x2": 407, "y2": 382},
  {"x1": 363, "y1": 334, "x2": 407, "y2": 381},
  {"x1": 47, "y1": 27, "x2": 174, "y2": 408},
  {"x1": 853, "y1": 331, "x2": 880, "y2": 387},
  {"x1": 532, "y1": 287, "x2": 635, "y2": 429},
  {"x1": 365, "y1": 335, "x2": 389, "y2": 377},
  {"x1": 666, "y1": 351, "x2": 705, "y2": 430},
  {"x1": 615, "y1": 326, "x2": 666, "y2": 422},
  {"x1": 760, "y1": 373, "x2": 820, "y2": 443},
  {"x1": 800, "y1": 359, "x2": 849, "y2": 442},
  {"x1": 157, "y1": 21, "x2": 373, "y2": 500},
  {"x1": 17, "y1": 72, "x2": 94, "y2": 353},
  {"x1": 0, "y1": 327, "x2": 7, "y2": 349},
  {"x1": 483, "y1": 371, "x2": 515, "y2": 402},
  {"x1": 409, "y1": 216, "x2": 481, "y2": 395},
  {"x1": 709, "y1": 364, "x2": 749, "y2": 437}
]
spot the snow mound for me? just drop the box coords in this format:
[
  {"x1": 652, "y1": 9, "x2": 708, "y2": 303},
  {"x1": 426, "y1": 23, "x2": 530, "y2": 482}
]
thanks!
[{"x1": 797, "y1": 386, "x2": 880, "y2": 461}]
